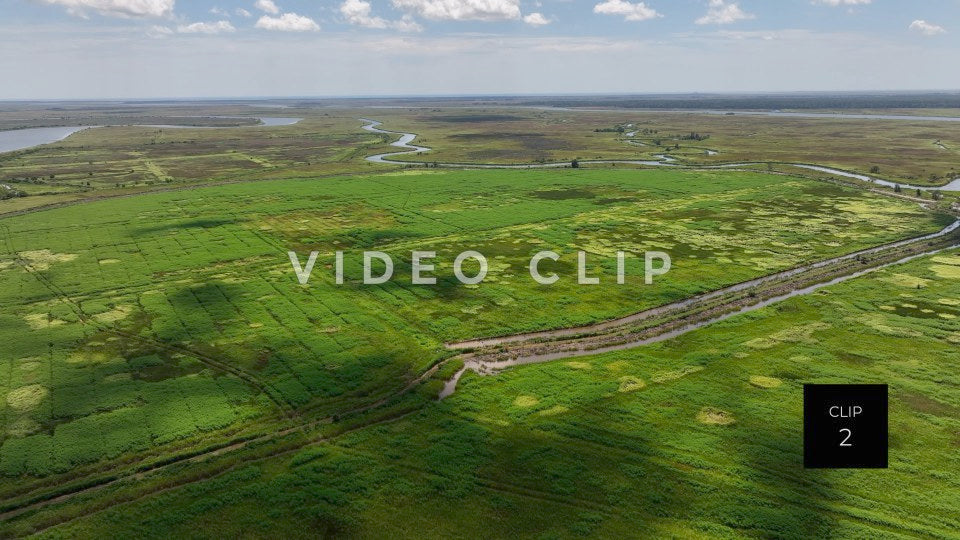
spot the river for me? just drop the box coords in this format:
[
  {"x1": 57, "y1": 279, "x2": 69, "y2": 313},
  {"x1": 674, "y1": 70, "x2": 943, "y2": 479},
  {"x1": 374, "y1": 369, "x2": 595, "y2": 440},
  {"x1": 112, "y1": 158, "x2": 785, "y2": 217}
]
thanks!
[{"x1": 361, "y1": 118, "x2": 960, "y2": 192}]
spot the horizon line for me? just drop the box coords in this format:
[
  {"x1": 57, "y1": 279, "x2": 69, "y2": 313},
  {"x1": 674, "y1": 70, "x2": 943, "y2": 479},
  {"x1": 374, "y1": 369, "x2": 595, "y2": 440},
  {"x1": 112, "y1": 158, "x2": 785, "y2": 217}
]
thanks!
[{"x1": 3, "y1": 89, "x2": 960, "y2": 103}]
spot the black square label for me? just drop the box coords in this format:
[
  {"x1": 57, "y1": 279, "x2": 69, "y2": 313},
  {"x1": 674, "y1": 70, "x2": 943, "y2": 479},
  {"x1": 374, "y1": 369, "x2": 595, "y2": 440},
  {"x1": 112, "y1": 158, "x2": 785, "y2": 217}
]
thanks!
[{"x1": 804, "y1": 384, "x2": 888, "y2": 468}]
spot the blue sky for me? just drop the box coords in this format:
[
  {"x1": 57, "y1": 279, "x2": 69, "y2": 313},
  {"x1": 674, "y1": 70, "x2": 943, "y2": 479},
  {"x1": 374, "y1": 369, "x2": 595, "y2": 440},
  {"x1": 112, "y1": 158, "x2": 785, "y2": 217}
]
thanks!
[{"x1": 0, "y1": 0, "x2": 957, "y2": 99}]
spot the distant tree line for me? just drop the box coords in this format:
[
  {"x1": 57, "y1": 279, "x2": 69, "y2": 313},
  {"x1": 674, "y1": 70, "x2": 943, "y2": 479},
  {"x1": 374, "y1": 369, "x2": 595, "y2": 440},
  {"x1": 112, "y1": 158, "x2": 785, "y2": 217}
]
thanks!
[
  {"x1": 516, "y1": 92, "x2": 960, "y2": 110},
  {"x1": 2, "y1": 177, "x2": 47, "y2": 184}
]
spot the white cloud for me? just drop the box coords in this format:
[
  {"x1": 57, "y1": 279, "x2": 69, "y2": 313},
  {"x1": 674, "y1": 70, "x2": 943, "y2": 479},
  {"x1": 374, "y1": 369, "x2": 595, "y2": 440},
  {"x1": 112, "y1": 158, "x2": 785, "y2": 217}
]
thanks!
[
  {"x1": 522, "y1": 12, "x2": 549, "y2": 25},
  {"x1": 40, "y1": 0, "x2": 174, "y2": 18},
  {"x1": 909, "y1": 19, "x2": 945, "y2": 36},
  {"x1": 236, "y1": 7, "x2": 252, "y2": 17},
  {"x1": 391, "y1": 0, "x2": 522, "y2": 21},
  {"x1": 254, "y1": 0, "x2": 279, "y2": 14},
  {"x1": 340, "y1": 0, "x2": 423, "y2": 31},
  {"x1": 593, "y1": 0, "x2": 660, "y2": 22},
  {"x1": 392, "y1": 16, "x2": 424, "y2": 31},
  {"x1": 341, "y1": 0, "x2": 387, "y2": 28},
  {"x1": 815, "y1": 0, "x2": 871, "y2": 5},
  {"x1": 255, "y1": 13, "x2": 320, "y2": 31},
  {"x1": 177, "y1": 20, "x2": 235, "y2": 34},
  {"x1": 695, "y1": 0, "x2": 754, "y2": 25},
  {"x1": 253, "y1": 0, "x2": 322, "y2": 32}
]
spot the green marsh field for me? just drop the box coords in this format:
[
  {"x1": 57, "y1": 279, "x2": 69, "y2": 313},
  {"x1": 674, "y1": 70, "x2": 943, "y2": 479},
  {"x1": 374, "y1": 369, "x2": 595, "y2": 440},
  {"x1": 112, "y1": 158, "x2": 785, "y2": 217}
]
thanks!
[
  {"x1": 25, "y1": 247, "x2": 960, "y2": 539},
  {"x1": 1, "y1": 104, "x2": 960, "y2": 539}
]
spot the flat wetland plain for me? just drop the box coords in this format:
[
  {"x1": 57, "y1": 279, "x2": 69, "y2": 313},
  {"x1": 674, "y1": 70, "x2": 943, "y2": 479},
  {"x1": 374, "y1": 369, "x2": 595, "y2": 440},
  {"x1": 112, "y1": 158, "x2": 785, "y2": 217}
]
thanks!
[
  {"x1": 1, "y1": 101, "x2": 959, "y2": 538},
  {"x1": 362, "y1": 108, "x2": 960, "y2": 185}
]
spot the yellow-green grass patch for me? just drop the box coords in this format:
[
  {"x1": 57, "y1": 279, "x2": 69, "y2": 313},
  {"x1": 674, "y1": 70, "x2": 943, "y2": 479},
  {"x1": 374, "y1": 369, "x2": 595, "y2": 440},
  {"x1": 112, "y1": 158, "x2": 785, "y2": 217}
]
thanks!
[
  {"x1": 23, "y1": 313, "x2": 68, "y2": 329},
  {"x1": 930, "y1": 265, "x2": 960, "y2": 279},
  {"x1": 513, "y1": 395, "x2": 539, "y2": 408},
  {"x1": 749, "y1": 375, "x2": 783, "y2": 389},
  {"x1": 6, "y1": 384, "x2": 49, "y2": 412},
  {"x1": 17, "y1": 249, "x2": 78, "y2": 271},
  {"x1": 618, "y1": 376, "x2": 646, "y2": 393},
  {"x1": 696, "y1": 407, "x2": 736, "y2": 426}
]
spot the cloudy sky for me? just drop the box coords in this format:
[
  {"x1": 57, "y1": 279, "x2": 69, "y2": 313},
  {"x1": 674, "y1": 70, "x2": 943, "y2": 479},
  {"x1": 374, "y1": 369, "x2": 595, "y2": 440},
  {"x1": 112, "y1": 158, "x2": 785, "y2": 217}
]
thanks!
[{"x1": 1, "y1": 0, "x2": 957, "y2": 99}]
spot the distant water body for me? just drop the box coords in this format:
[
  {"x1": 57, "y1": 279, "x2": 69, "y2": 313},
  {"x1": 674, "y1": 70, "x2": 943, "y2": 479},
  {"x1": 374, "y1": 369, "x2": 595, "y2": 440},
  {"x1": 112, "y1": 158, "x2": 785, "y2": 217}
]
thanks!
[
  {"x1": 0, "y1": 117, "x2": 302, "y2": 154},
  {"x1": 0, "y1": 126, "x2": 93, "y2": 153}
]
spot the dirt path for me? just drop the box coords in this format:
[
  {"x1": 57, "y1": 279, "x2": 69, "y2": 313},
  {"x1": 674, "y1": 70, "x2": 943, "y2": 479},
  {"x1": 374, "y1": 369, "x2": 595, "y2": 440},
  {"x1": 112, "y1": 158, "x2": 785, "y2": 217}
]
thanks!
[
  {"x1": 448, "y1": 219, "x2": 960, "y2": 350},
  {"x1": 440, "y1": 231, "x2": 960, "y2": 397}
]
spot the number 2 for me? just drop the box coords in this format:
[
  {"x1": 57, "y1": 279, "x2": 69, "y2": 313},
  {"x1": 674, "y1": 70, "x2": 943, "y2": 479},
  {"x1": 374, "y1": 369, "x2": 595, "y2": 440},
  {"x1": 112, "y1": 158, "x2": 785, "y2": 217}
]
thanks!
[{"x1": 839, "y1": 428, "x2": 853, "y2": 447}]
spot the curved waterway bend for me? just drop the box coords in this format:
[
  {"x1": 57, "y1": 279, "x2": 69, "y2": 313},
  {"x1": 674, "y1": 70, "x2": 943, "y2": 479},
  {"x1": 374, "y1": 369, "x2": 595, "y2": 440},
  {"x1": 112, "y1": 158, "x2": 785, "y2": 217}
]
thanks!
[
  {"x1": 361, "y1": 118, "x2": 432, "y2": 163},
  {"x1": 360, "y1": 118, "x2": 960, "y2": 191},
  {"x1": 361, "y1": 118, "x2": 674, "y2": 167},
  {"x1": 0, "y1": 117, "x2": 302, "y2": 155},
  {"x1": 708, "y1": 162, "x2": 960, "y2": 192},
  {"x1": 794, "y1": 164, "x2": 960, "y2": 192}
]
